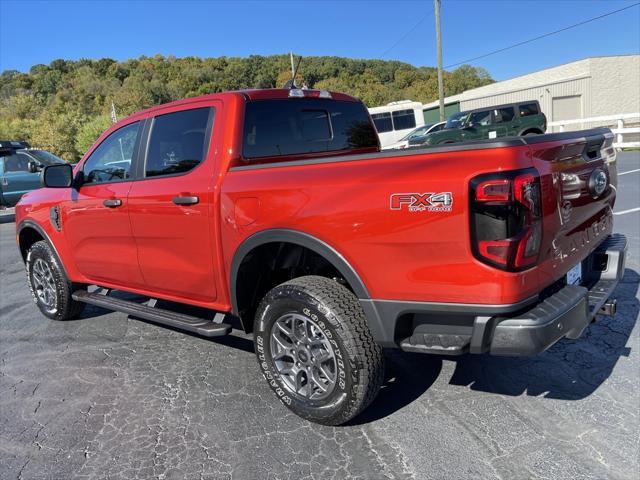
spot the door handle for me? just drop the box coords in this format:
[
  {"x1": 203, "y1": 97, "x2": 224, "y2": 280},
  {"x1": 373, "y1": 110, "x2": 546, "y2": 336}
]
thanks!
[
  {"x1": 103, "y1": 198, "x2": 122, "y2": 208},
  {"x1": 172, "y1": 195, "x2": 199, "y2": 206}
]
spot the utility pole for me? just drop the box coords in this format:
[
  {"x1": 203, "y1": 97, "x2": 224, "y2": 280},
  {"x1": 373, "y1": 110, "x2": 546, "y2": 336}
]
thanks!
[
  {"x1": 290, "y1": 52, "x2": 296, "y2": 84},
  {"x1": 434, "y1": 0, "x2": 445, "y2": 121}
]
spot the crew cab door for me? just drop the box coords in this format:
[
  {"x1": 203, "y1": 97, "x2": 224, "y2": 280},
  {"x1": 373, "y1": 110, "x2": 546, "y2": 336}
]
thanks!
[
  {"x1": 493, "y1": 106, "x2": 517, "y2": 137},
  {"x1": 127, "y1": 104, "x2": 218, "y2": 303},
  {"x1": 61, "y1": 121, "x2": 145, "y2": 287},
  {"x1": 0, "y1": 151, "x2": 39, "y2": 206}
]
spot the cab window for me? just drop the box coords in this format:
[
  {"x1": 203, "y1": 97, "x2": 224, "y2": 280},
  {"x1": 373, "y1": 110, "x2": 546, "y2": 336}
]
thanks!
[
  {"x1": 83, "y1": 122, "x2": 140, "y2": 184},
  {"x1": 145, "y1": 108, "x2": 213, "y2": 177},
  {"x1": 3, "y1": 152, "x2": 31, "y2": 173},
  {"x1": 495, "y1": 107, "x2": 515, "y2": 123},
  {"x1": 468, "y1": 110, "x2": 492, "y2": 126},
  {"x1": 519, "y1": 103, "x2": 539, "y2": 117}
]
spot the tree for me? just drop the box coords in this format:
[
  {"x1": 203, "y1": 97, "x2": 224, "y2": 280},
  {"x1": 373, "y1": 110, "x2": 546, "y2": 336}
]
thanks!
[
  {"x1": 0, "y1": 54, "x2": 494, "y2": 161},
  {"x1": 75, "y1": 115, "x2": 111, "y2": 157}
]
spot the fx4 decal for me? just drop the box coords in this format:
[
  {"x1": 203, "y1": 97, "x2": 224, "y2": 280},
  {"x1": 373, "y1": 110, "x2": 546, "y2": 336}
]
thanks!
[{"x1": 390, "y1": 192, "x2": 453, "y2": 213}]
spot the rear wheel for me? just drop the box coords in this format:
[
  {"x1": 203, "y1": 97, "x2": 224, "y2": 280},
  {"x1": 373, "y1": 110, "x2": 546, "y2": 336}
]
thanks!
[
  {"x1": 26, "y1": 241, "x2": 85, "y2": 320},
  {"x1": 254, "y1": 276, "x2": 384, "y2": 425}
]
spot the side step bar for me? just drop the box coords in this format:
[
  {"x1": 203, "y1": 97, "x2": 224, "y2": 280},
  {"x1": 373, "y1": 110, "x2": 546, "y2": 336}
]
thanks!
[{"x1": 72, "y1": 290, "x2": 232, "y2": 337}]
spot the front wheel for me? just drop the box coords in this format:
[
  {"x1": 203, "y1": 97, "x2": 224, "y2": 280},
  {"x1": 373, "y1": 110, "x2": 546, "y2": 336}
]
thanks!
[
  {"x1": 26, "y1": 241, "x2": 85, "y2": 320},
  {"x1": 254, "y1": 276, "x2": 384, "y2": 425}
]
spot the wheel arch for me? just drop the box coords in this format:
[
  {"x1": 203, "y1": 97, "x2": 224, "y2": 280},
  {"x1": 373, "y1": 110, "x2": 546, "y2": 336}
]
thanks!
[
  {"x1": 230, "y1": 229, "x2": 371, "y2": 330},
  {"x1": 519, "y1": 127, "x2": 544, "y2": 136},
  {"x1": 17, "y1": 221, "x2": 68, "y2": 276}
]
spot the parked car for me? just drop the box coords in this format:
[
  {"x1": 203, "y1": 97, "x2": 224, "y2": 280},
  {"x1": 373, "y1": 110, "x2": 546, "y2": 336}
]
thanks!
[
  {"x1": 15, "y1": 89, "x2": 625, "y2": 426},
  {"x1": 0, "y1": 141, "x2": 66, "y2": 207},
  {"x1": 422, "y1": 101, "x2": 547, "y2": 146},
  {"x1": 384, "y1": 121, "x2": 446, "y2": 149}
]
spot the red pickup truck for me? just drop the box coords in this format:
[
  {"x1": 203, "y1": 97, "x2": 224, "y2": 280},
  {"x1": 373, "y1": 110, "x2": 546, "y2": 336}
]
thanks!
[{"x1": 15, "y1": 88, "x2": 626, "y2": 425}]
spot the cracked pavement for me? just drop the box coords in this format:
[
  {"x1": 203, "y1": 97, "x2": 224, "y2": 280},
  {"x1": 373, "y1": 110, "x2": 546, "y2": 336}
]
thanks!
[{"x1": 1, "y1": 153, "x2": 638, "y2": 479}]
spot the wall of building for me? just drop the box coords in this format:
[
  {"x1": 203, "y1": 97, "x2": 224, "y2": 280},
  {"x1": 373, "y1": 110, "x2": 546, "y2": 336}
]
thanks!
[
  {"x1": 423, "y1": 103, "x2": 459, "y2": 124},
  {"x1": 590, "y1": 56, "x2": 640, "y2": 116},
  {"x1": 419, "y1": 55, "x2": 639, "y2": 131},
  {"x1": 460, "y1": 76, "x2": 592, "y2": 131}
]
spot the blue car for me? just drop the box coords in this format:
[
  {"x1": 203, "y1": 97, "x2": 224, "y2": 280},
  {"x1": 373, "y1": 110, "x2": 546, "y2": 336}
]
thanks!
[{"x1": 0, "y1": 141, "x2": 67, "y2": 207}]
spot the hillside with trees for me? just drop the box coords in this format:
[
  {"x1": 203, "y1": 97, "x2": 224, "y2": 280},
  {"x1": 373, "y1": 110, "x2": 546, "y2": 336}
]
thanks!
[{"x1": 0, "y1": 54, "x2": 493, "y2": 161}]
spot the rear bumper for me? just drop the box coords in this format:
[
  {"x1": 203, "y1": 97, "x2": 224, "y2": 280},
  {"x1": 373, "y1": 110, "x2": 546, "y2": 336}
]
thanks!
[{"x1": 361, "y1": 234, "x2": 627, "y2": 356}]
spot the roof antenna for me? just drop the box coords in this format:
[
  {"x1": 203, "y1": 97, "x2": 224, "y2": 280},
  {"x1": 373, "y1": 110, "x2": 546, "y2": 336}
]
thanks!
[{"x1": 283, "y1": 53, "x2": 303, "y2": 89}]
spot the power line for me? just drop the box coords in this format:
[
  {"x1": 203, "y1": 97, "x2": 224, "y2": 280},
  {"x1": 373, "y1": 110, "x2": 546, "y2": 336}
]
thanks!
[
  {"x1": 445, "y1": 2, "x2": 640, "y2": 68},
  {"x1": 380, "y1": 8, "x2": 434, "y2": 58}
]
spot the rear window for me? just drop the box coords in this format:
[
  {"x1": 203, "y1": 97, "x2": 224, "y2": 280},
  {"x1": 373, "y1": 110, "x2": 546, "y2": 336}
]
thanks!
[
  {"x1": 495, "y1": 107, "x2": 515, "y2": 123},
  {"x1": 519, "y1": 103, "x2": 539, "y2": 117},
  {"x1": 243, "y1": 99, "x2": 378, "y2": 159}
]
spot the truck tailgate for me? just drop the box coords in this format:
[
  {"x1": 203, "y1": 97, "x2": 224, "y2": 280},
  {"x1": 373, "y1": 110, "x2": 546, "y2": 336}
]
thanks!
[{"x1": 526, "y1": 128, "x2": 617, "y2": 288}]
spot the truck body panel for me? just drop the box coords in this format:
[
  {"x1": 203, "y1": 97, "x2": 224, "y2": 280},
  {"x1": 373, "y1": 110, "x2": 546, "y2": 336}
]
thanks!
[{"x1": 15, "y1": 89, "x2": 623, "y2": 352}]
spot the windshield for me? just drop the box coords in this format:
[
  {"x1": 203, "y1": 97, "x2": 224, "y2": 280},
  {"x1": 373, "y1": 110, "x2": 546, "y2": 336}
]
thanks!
[
  {"x1": 444, "y1": 112, "x2": 469, "y2": 130},
  {"x1": 400, "y1": 124, "x2": 432, "y2": 141},
  {"x1": 23, "y1": 149, "x2": 65, "y2": 166}
]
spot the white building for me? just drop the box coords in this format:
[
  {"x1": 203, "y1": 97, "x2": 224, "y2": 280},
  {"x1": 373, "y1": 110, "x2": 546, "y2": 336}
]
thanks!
[{"x1": 421, "y1": 55, "x2": 640, "y2": 132}]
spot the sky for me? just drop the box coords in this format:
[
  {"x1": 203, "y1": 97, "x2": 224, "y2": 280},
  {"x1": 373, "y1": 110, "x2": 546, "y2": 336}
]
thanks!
[{"x1": 0, "y1": 0, "x2": 639, "y2": 81}]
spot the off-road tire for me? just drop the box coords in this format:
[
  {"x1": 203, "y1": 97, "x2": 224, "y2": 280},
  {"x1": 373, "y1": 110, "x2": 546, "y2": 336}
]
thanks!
[
  {"x1": 26, "y1": 240, "x2": 85, "y2": 320},
  {"x1": 254, "y1": 275, "x2": 384, "y2": 425}
]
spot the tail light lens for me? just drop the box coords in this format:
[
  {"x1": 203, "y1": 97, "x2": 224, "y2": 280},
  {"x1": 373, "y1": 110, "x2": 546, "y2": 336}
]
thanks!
[{"x1": 470, "y1": 168, "x2": 542, "y2": 271}]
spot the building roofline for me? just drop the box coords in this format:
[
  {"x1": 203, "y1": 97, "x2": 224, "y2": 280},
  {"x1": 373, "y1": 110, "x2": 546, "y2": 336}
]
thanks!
[{"x1": 421, "y1": 54, "x2": 639, "y2": 110}]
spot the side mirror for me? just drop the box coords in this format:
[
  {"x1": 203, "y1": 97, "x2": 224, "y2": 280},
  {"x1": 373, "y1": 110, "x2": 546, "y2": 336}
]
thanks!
[
  {"x1": 41, "y1": 163, "x2": 73, "y2": 188},
  {"x1": 464, "y1": 122, "x2": 475, "y2": 129},
  {"x1": 74, "y1": 170, "x2": 85, "y2": 187},
  {"x1": 28, "y1": 160, "x2": 41, "y2": 173}
]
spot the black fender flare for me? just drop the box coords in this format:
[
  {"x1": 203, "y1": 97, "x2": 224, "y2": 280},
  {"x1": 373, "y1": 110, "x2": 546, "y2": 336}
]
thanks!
[
  {"x1": 229, "y1": 229, "x2": 371, "y2": 316},
  {"x1": 17, "y1": 220, "x2": 69, "y2": 277},
  {"x1": 518, "y1": 128, "x2": 543, "y2": 137}
]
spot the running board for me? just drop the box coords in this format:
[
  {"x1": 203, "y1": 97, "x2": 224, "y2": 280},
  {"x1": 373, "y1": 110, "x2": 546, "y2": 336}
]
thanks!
[{"x1": 72, "y1": 290, "x2": 232, "y2": 337}]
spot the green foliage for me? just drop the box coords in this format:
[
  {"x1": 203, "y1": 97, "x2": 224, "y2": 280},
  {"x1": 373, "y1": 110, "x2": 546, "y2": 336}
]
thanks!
[
  {"x1": 75, "y1": 115, "x2": 112, "y2": 156},
  {"x1": 0, "y1": 54, "x2": 493, "y2": 161}
]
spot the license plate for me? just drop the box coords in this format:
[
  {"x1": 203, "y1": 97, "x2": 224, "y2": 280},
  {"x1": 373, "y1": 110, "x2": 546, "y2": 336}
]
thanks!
[{"x1": 567, "y1": 262, "x2": 582, "y2": 285}]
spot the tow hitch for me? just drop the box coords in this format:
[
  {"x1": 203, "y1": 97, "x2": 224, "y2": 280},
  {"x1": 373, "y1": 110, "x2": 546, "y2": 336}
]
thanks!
[{"x1": 599, "y1": 299, "x2": 617, "y2": 316}]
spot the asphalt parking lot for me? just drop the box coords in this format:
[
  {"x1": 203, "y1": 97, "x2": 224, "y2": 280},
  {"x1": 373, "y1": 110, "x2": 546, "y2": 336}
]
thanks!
[{"x1": 1, "y1": 152, "x2": 638, "y2": 480}]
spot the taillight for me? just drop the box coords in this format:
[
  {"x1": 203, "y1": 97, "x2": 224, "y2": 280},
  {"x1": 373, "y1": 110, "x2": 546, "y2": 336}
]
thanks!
[{"x1": 470, "y1": 168, "x2": 542, "y2": 271}]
